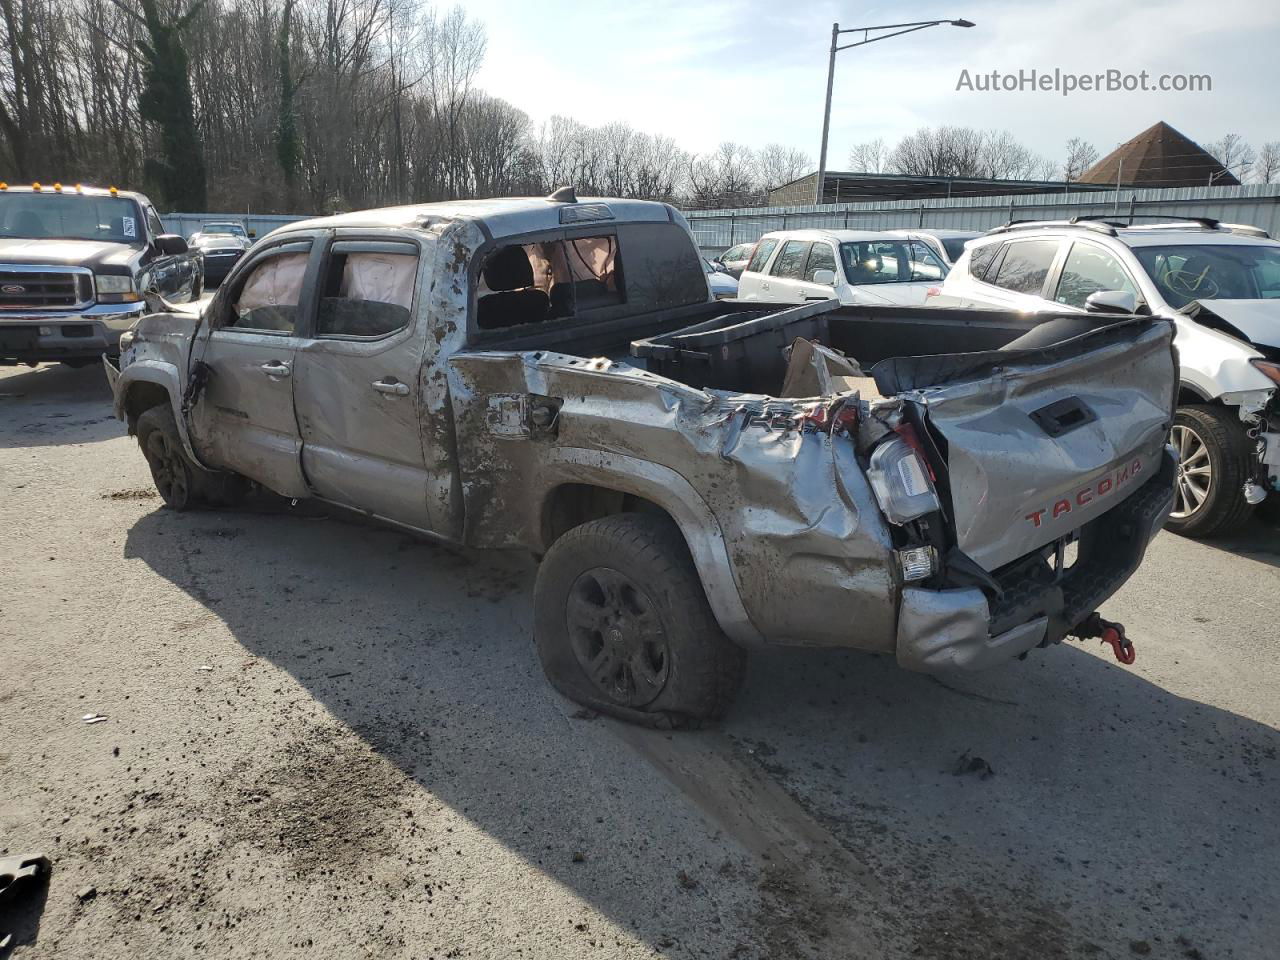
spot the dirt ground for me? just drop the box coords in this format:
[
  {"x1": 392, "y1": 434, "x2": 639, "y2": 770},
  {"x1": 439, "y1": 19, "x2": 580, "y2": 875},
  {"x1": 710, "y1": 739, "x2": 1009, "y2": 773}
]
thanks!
[{"x1": 2, "y1": 362, "x2": 1278, "y2": 960}]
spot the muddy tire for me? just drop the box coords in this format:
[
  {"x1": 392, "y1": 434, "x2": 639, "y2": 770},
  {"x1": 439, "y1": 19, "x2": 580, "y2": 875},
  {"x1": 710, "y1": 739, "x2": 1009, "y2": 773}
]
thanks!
[
  {"x1": 534, "y1": 513, "x2": 746, "y2": 728},
  {"x1": 1166, "y1": 404, "x2": 1256, "y2": 538},
  {"x1": 136, "y1": 405, "x2": 246, "y2": 510}
]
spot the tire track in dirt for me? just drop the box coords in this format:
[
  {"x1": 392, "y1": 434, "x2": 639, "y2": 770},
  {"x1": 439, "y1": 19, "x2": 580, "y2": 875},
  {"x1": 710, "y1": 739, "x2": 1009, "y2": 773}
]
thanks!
[{"x1": 609, "y1": 721, "x2": 883, "y2": 958}]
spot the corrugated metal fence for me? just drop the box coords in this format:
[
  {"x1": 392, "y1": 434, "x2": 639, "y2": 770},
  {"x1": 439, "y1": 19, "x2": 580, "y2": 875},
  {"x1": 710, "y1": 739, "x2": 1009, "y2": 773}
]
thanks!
[
  {"x1": 163, "y1": 185, "x2": 1280, "y2": 253},
  {"x1": 684, "y1": 184, "x2": 1280, "y2": 253},
  {"x1": 159, "y1": 212, "x2": 311, "y2": 239}
]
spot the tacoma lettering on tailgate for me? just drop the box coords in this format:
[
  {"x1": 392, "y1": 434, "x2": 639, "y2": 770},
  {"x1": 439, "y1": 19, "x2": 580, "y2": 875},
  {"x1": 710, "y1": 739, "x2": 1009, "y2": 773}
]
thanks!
[{"x1": 1024, "y1": 458, "x2": 1144, "y2": 528}]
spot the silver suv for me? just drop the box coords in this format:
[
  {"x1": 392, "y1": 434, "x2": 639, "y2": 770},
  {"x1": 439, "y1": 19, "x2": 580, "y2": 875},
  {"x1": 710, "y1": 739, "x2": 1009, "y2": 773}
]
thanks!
[{"x1": 933, "y1": 217, "x2": 1280, "y2": 537}]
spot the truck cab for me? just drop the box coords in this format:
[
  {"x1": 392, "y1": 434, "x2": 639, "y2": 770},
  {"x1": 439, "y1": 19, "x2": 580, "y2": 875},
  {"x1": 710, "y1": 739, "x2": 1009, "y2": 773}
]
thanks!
[{"x1": 0, "y1": 183, "x2": 201, "y2": 367}]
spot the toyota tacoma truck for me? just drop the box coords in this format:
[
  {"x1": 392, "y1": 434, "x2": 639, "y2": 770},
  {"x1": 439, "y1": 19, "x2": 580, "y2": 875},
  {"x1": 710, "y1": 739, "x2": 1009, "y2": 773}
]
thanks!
[
  {"x1": 0, "y1": 183, "x2": 201, "y2": 367},
  {"x1": 105, "y1": 190, "x2": 1178, "y2": 727}
]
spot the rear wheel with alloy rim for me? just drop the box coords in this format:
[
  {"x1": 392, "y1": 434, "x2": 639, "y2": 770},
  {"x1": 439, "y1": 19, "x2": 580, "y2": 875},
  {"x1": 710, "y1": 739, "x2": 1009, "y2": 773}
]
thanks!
[
  {"x1": 534, "y1": 513, "x2": 746, "y2": 728},
  {"x1": 566, "y1": 567, "x2": 670, "y2": 708},
  {"x1": 1165, "y1": 404, "x2": 1255, "y2": 538}
]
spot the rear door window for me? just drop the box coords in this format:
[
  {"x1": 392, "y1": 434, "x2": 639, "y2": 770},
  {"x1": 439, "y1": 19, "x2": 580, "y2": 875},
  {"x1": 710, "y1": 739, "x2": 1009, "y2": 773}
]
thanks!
[
  {"x1": 746, "y1": 238, "x2": 779, "y2": 273},
  {"x1": 771, "y1": 240, "x2": 811, "y2": 279},
  {"x1": 1053, "y1": 242, "x2": 1138, "y2": 309},
  {"x1": 316, "y1": 242, "x2": 418, "y2": 338},
  {"x1": 968, "y1": 242, "x2": 1001, "y2": 279},
  {"x1": 990, "y1": 239, "x2": 1059, "y2": 296}
]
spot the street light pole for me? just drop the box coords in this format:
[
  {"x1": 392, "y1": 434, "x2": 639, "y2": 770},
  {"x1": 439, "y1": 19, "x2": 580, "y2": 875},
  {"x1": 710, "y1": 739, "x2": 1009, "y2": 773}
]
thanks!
[
  {"x1": 815, "y1": 23, "x2": 839, "y2": 210},
  {"x1": 813, "y1": 18, "x2": 975, "y2": 205}
]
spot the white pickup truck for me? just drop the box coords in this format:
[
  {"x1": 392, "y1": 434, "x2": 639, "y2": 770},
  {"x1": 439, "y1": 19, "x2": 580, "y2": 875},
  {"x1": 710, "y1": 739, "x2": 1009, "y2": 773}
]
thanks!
[{"x1": 106, "y1": 191, "x2": 1178, "y2": 727}]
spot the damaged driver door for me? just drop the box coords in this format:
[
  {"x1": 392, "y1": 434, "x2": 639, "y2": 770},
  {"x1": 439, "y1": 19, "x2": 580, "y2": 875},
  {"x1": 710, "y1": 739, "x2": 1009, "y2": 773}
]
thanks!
[{"x1": 187, "y1": 237, "x2": 318, "y2": 499}]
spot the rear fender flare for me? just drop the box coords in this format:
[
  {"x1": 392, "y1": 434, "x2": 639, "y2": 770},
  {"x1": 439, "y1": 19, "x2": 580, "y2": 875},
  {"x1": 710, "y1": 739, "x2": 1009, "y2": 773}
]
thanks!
[{"x1": 538, "y1": 447, "x2": 763, "y2": 647}]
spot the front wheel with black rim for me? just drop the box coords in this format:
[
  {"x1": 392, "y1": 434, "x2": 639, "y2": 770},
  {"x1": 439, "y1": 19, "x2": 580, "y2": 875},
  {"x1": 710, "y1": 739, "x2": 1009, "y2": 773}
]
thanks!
[
  {"x1": 1165, "y1": 404, "x2": 1256, "y2": 538},
  {"x1": 534, "y1": 513, "x2": 746, "y2": 728},
  {"x1": 136, "y1": 405, "x2": 247, "y2": 510}
]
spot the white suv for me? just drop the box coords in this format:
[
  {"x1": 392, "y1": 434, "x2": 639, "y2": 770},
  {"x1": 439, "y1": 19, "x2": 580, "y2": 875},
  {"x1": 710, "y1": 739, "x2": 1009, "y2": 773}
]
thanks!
[
  {"x1": 737, "y1": 230, "x2": 948, "y2": 307},
  {"x1": 933, "y1": 217, "x2": 1280, "y2": 536}
]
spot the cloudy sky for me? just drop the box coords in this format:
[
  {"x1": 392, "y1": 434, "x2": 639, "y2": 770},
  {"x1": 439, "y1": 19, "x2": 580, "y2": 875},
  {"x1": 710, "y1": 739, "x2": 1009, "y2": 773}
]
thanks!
[{"x1": 465, "y1": 0, "x2": 1279, "y2": 170}]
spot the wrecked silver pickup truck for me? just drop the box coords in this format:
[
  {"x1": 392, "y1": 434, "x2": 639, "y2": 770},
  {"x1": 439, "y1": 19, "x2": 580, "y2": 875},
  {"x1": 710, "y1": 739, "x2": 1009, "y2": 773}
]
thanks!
[{"x1": 106, "y1": 192, "x2": 1178, "y2": 726}]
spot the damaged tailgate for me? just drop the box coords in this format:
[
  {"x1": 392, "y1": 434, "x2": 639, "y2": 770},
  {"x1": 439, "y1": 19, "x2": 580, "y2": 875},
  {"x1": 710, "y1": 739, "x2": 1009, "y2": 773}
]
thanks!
[{"x1": 874, "y1": 318, "x2": 1177, "y2": 572}]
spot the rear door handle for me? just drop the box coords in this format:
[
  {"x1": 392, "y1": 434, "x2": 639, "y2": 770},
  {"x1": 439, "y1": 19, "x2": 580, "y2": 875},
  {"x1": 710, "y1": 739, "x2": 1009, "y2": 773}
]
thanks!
[
  {"x1": 260, "y1": 360, "x2": 291, "y2": 378},
  {"x1": 372, "y1": 378, "x2": 409, "y2": 396}
]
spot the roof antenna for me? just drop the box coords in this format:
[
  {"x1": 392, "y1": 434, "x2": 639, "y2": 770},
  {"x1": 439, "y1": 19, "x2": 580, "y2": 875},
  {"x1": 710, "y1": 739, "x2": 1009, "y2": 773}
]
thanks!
[{"x1": 548, "y1": 185, "x2": 577, "y2": 203}]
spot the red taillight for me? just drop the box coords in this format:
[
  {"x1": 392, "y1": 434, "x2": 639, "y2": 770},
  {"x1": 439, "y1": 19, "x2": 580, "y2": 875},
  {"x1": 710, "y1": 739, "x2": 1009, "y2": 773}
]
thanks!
[{"x1": 893, "y1": 422, "x2": 936, "y2": 482}]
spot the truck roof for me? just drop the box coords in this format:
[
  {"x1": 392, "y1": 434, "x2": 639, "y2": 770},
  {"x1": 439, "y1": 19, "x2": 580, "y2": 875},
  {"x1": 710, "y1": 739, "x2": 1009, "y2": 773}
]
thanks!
[
  {"x1": 278, "y1": 196, "x2": 681, "y2": 241},
  {"x1": 0, "y1": 183, "x2": 147, "y2": 202}
]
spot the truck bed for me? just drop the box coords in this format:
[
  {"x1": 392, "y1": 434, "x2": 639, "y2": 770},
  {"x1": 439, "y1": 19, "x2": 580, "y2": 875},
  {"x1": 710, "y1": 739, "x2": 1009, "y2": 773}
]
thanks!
[
  {"x1": 466, "y1": 299, "x2": 777, "y2": 364},
  {"x1": 629, "y1": 300, "x2": 1106, "y2": 395}
]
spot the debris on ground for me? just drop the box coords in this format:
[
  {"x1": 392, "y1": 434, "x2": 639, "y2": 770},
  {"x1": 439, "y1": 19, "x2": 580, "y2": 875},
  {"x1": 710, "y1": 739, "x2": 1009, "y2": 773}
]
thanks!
[
  {"x1": 80, "y1": 714, "x2": 107, "y2": 725},
  {"x1": 571, "y1": 851, "x2": 585, "y2": 863},
  {"x1": 952, "y1": 750, "x2": 995, "y2": 779},
  {"x1": 75, "y1": 886, "x2": 97, "y2": 902},
  {"x1": 676, "y1": 870, "x2": 698, "y2": 890},
  {"x1": 196, "y1": 665, "x2": 213, "y2": 672}
]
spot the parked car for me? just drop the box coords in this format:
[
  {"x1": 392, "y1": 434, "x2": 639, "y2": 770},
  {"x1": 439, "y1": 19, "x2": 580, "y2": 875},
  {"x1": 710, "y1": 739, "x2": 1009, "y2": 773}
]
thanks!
[
  {"x1": 704, "y1": 257, "x2": 738, "y2": 299},
  {"x1": 887, "y1": 229, "x2": 981, "y2": 267},
  {"x1": 931, "y1": 217, "x2": 1280, "y2": 536},
  {"x1": 189, "y1": 220, "x2": 254, "y2": 243},
  {"x1": 713, "y1": 241, "x2": 755, "y2": 278},
  {"x1": 106, "y1": 191, "x2": 1175, "y2": 726},
  {"x1": 0, "y1": 183, "x2": 202, "y2": 366},
  {"x1": 737, "y1": 230, "x2": 948, "y2": 307},
  {"x1": 189, "y1": 232, "x2": 252, "y2": 286}
]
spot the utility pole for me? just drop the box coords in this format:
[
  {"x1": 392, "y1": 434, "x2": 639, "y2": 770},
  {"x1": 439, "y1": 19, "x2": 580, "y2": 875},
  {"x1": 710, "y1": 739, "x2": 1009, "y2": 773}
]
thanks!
[
  {"x1": 815, "y1": 23, "x2": 839, "y2": 208},
  {"x1": 813, "y1": 18, "x2": 975, "y2": 205}
]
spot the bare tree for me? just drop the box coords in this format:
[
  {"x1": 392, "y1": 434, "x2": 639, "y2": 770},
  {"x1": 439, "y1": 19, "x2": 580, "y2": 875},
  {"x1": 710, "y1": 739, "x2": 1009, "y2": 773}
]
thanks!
[
  {"x1": 1206, "y1": 133, "x2": 1256, "y2": 183},
  {"x1": 1063, "y1": 138, "x2": 1099, "y2": 181},
  {"x1": 1255, "y1": 142, "x2": 1280, "y2": 184},
  {"x1": 687, "y1": 142, "x2": 757, "y2": 208},
  {"x1": 754, "y1": 143, "x2": 810, "y2": 190},
  {"x1": 847, "y1": 137, "x2": 888, "y2": 174}
]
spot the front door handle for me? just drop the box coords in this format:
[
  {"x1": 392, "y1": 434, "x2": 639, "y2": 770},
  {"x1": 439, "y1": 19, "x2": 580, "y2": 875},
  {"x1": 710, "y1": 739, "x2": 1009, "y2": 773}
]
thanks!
[
  {"x1": 372, "y1": 378, "x2": 409, "y2": 396},
  {"x1": 260, "y1": 360, "x2": 291, "y2": 378}
]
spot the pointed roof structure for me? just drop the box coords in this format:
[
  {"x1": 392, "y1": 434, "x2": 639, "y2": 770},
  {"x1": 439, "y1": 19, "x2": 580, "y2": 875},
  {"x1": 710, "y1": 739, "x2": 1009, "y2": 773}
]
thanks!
[{"x1": 1077, "y1": 121, "x2": 1238, "y2": 187}]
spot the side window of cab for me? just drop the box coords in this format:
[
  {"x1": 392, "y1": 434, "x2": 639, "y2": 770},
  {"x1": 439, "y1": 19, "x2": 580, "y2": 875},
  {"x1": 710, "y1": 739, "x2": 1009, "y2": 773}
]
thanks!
[
  {"x1": 315, "y1": 241, "x2": 419, "y2": 339},
  {"x1": 219, "y1": 241, "x2": 314, "y2": 333}
]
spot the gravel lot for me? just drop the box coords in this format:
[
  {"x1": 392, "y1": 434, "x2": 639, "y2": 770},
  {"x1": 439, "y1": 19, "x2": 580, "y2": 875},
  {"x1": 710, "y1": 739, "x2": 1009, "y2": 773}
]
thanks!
[{"x1": 2, "y1": 362, "x2": 1278, "y2": 960}]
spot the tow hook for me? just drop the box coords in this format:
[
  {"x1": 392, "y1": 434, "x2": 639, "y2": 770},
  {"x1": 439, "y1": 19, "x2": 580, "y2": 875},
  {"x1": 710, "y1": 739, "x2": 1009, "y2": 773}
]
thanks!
[{"x1": 1071, "y1": 612, "x2": 1136, "y2": 665}]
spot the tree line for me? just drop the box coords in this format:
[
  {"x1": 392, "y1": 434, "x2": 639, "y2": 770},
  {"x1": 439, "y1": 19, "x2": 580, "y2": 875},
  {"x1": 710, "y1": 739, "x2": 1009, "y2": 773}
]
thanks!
[
  {"x1": 4, "y1": 0, "x2": 1275, "y2": 214},
  {"x1": 0, "y1": 0, "x2": 813, "y2": 212},
  {"x1": 849, "y1": 128, "x2": 1280, "y2": 185}
]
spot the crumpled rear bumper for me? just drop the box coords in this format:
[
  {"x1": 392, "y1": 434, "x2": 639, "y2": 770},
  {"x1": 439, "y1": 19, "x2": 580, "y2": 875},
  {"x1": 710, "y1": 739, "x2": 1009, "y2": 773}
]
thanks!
[{"x1": 897, "y1": 446, "x2": 1176, "y2": 673}]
